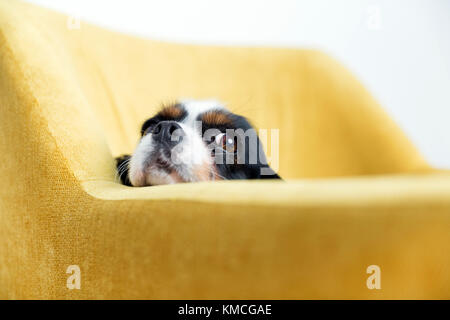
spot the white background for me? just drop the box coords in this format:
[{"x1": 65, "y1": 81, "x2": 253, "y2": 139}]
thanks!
[{"x1": 26, "y1": 0, "x2": 450, "y2": 168}]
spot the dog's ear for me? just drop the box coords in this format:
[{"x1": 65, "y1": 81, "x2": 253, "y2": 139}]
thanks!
[
  {"x1": 116, "y1": 155, "x2": 132, "y2": 186},
  {"x1": 261, "y1": 172, "x2": 282, "y2": 180},
  {"x1": 258, "y1": 165, "x2": 282, "y2": 180},
  {"x1": 253, "y1": 137, "x2": 282, "y2": 180}
]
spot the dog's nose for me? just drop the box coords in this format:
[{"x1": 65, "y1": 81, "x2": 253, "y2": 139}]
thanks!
[{"x1": 152, "y1": 121, "x2": 184, "y2": 145}]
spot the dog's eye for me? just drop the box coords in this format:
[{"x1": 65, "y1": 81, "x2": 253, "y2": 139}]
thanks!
[
  {"x1": 215, "y1": 133, "x2": 224, "y2": 145},
  {"x1": 215, "y1": 133, "x2": 236, "y2": 153}
]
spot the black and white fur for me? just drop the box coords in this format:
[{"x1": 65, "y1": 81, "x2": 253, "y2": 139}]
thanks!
[{"x1": 116, "y1": 100, "x2": 280, "y2": 187}]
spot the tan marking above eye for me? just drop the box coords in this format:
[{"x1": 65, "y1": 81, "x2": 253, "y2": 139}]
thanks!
[
  {"x1": 159, "y1": 103, "x2": 184, "y2": 118},
  {"x1": 201, "y1": 111, "x2": 232, "y2": 126}
]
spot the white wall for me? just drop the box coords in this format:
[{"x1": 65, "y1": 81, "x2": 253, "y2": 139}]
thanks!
[{"x1": 26, "y1": 0, "x2": 450, "y2": 168}]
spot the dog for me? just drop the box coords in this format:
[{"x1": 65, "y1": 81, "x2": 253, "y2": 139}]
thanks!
[{"x1": 116, "y1": 100, "x2": 281, "y2": 186}]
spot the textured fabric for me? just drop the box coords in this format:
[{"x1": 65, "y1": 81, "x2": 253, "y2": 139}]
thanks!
[{"x1": 0, "y1": 0, "x2": 449, "y2": 299}]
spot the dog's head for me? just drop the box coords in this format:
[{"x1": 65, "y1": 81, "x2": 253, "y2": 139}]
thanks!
[{"x1": 123, "y1": 100, "x2": 280, "y2": 186}]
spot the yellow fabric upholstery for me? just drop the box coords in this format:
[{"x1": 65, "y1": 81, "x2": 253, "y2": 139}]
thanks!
[{"x1": 0, "y1": 0, "x2": 449, "y2": 299}]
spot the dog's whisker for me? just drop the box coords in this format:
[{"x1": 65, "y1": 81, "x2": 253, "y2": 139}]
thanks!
[
  {"x1": 194, "y1": 166, "x2": 228, "y2": 181},
  {"x1": 117, "y1": 159, "x2": 130, "y2": 175},
  {"x1": 116, "y1": 157, "x2": 131, "y2": 182}
]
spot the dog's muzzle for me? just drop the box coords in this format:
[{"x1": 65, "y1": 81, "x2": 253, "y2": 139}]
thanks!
[{"x1": 151, "y1": 120, "x2": 184, "y2": 147}]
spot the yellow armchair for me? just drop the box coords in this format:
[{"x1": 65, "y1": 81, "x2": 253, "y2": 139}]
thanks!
[{"x1": 1, "y1": 0, "x2": 449, "y2": 299}]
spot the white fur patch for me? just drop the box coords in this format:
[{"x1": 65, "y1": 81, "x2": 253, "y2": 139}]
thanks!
[
  {"x1": 129, "y1": 133, "x2": 154, "y2": 187},
  {"x1": 180, "y1": 99, "x2": 226, "y2": 127}
]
